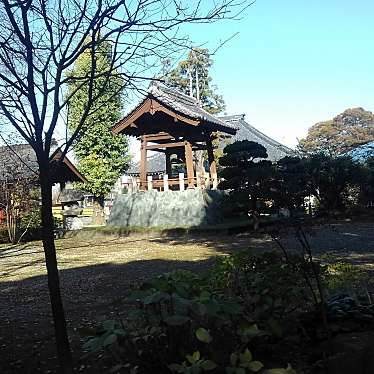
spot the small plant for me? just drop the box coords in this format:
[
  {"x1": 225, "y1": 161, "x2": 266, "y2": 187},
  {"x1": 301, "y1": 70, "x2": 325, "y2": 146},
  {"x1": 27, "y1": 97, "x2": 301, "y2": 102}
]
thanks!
[
  {"x1": 169, "y1": 351, "x2": 217, "y2": 373},
  {"x1": 81, "y1": 259, "x2": 300, "y2": 373},
  {"x1": 325, "y1": 260, "x2": 370, "y2": 299},
  {"x1": 226, "y1": 349, "x2": 264, "y2": 373}
]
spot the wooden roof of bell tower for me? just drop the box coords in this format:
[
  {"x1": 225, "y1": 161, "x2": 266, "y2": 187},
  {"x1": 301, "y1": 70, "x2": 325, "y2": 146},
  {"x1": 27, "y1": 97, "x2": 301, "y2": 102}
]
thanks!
[{"x1": 111, "y1": 82, "x2": 237, "y2": 140}]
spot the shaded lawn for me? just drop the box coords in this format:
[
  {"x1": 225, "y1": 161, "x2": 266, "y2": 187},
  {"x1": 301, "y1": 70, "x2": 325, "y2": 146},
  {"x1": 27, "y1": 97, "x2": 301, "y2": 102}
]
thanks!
[
  {"x1": 1, "y1": 220, "x2": 374, "y2": 373},
  {"x1": 0, "y1": 233, "x2": 256, "y2": 374}
]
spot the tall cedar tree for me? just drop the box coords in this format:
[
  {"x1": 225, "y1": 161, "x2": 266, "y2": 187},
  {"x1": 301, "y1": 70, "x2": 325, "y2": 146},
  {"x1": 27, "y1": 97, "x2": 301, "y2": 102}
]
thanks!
[
  {"x1": 164, "y1": 48, "x2": 227, "y2": 166},
  {"x1": 67, "y1": 41, "x2": 130, "y2": 222},
  {"x1": 299, "y1": 107, "x2": 374, "y2": 155},
  {"x1": 164, "y1": 48, "x2": 225, "y2": 115}
]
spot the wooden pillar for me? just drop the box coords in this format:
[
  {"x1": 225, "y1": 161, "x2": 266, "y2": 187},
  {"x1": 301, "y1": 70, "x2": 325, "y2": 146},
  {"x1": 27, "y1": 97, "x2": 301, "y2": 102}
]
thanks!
[
  {"x1": 140, "y1": 135, "x2": 147, "y2": 190},
  {"x1": 147, "y1": 175, "x2": 153, "y2": 190},
  {"x1": 163, "y1": 174, "x2": 169, "y2": 191},
  {"x1": 179, "y1": 173, "x2": 185, "y2": 191},
  {"x1": 165, "y1": 150, "x2": 172, "y2": 177},
  {"x1": 206, "y1": 136, "x2": 217, "y2": 189},
  {"x1": 184, "y1": 140, "x2": 195, "y2": 188}
]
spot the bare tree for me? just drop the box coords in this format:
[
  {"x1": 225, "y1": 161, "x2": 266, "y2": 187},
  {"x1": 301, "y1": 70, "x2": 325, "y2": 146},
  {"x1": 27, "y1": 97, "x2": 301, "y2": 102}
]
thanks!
[{"x1": 0, "y1": 0, "x2": 247, "y2": 372}]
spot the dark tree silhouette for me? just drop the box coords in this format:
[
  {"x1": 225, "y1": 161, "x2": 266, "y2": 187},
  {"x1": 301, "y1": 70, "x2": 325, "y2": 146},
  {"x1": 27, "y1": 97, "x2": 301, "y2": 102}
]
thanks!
[{"x1": 219, "y1": 140, "x2": 273, "y2": 229}]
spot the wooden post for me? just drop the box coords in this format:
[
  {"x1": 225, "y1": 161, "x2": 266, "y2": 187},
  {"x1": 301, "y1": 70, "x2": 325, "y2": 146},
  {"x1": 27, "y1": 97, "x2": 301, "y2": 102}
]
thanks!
[
  {"x1": 184, "y1": 140, "x2": 195, "y2": 188},
  {"x1": 206, "y1": 136, "x2": 217, "y2": 189},
  {"x1": 140, "y1": 136, "x2": 147, "y2": 190},
  {"x1": 179, "y1": 172, "x2": 185, "y2": 191},
  {"x1": 163, "y1": 174, "x2": 169, "y2": 191},
  {"x1": 165, "y1": 150, "x2": 172, "y2": 177},
  {"x1": 196, "y1": 170, "x2": 201, "y2": 188},
  {"x1": 136, "y1": 177, "x2": 140, "y2": 192},
  {"x1": 147, "y1": 175, "x2": 153, "y2": 190},
  {"x1": 128, "y1": 177, "x2": 133, "y2": 194},
  {"x1": 134, "y1": 177, "x2": 138, "y2": 192}
]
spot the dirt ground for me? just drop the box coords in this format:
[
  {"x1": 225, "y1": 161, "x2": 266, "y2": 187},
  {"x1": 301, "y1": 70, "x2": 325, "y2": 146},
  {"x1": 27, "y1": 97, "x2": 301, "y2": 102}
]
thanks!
[{"x1": 1, "y1": 219, "x2": 374, "y2": 373}]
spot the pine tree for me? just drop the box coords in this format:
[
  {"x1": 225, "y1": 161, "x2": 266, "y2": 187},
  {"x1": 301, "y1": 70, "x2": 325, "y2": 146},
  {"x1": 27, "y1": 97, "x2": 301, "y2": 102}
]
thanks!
[
  {"x1": 219, "y1": 140, "x2": 273, "y2": 229},
  {"x1": 164, "y1": 47, "x2": 225, "y2": 115}
]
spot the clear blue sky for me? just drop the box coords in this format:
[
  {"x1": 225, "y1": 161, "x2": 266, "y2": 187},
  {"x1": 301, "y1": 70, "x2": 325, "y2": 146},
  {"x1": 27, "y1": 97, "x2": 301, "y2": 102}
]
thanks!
[{"x1": 182, "y1": 0, "x2": 374, "y2": 147}]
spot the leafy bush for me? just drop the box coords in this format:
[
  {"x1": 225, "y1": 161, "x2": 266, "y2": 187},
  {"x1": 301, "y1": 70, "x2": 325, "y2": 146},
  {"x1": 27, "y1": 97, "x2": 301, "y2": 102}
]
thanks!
[
  {"x1": 323, "y1": 260, "x2": 373, "y2": 305},
  {"x1": 81, "y1": 253, "x2": 309, "y2": 373},
  {"x1": 212, "y1": 251, "x2": 320, "y2": 338},
  {"x1": 326, "y1": 295, "x2": 374, "y2": 322}
]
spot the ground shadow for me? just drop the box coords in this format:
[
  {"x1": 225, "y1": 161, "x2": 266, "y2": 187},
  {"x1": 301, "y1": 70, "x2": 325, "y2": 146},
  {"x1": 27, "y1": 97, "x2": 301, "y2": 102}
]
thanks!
[
  {"x1": 1, "y1": 219, "x2": 374, "y2": 373},
  {"x1": 0, "y1": 257, "x2": 216, "y2": 374}
]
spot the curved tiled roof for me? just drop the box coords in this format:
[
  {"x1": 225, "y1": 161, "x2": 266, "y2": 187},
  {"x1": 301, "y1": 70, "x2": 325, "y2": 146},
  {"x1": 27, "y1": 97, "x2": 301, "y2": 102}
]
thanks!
[
  {"x1": 219, "y1": 114, "x2": 295, "y2": 162},
  {"x1": 0, "y1": 144, "x2": 39, "y2": 181},
  {"x1": 0, "y1": 143, "x2": 85, "y2": 183},
  {"x1": 113, "y1": 82, "x2": 238, "y2": 135},
  {"x1": 148, "y1": 82, "x2": 237, "y2": 132}
]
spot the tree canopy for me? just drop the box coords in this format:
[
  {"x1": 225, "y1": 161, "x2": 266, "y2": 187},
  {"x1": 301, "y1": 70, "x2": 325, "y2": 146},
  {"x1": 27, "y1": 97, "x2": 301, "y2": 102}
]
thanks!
[
  {"x1": 298, "y1": 108, "x2": 374, "y2": 155},
  {"x1": 219, "y1": 140, "x2": 273, "y2": 224},
  {"x1": 67, "y1": 41, "x2": 130, "y2": 197},
  {"x1": 164, "y1": 47, "x2": 225, "y2": 115},
  {"x1": 272, "y1": 156, "x2": 308, "y2": 214}
]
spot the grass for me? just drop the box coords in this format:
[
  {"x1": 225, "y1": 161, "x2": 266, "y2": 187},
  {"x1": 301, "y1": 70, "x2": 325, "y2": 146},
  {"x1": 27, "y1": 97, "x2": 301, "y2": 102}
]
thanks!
[{"x1": 0, "y1": 233, "x2": 255, "y2": 283}]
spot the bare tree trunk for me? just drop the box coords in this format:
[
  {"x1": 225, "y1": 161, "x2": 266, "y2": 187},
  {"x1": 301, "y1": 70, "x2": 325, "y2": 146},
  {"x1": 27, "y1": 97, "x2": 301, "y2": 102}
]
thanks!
[{"x1": 39, "y1": 162, "x2": 73, "y2": 374}]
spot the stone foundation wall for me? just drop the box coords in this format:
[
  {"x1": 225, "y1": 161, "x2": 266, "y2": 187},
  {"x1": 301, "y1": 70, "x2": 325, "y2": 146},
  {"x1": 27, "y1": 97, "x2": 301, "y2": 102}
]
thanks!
[{"x1": 107, "y1": 190, "x2": 227, "y2": 228}]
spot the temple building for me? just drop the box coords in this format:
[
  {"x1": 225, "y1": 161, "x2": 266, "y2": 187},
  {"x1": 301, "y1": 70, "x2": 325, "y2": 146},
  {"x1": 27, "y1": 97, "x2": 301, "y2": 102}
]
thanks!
[
  {"x1": 109, "y1": 82, "x2": 295, "y2": 228},
  {"x1": 115, "y1": 83, "x2": 294, "y2": 192},
  {"x1": 112, "y1": 81, "x2": 237, "y2": 191}
]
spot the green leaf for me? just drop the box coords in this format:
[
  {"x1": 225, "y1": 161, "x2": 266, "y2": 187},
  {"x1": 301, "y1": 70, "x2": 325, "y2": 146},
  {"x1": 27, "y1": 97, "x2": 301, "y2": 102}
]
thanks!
[
  {"x1": 240, "y1": 348, "x2": 252, "y2": 363},
  {"x1": 201, "y1": 360, "x2": 217, "y2": 371},
  {"x1": 237, "y1": 324, "x2": 261, "y2": 338},
  {"x1": 143, "y1": 291, "x2": 170, "y2": 305},
  {"x1": 164, "y1": 315, "x2": 190, "y2": 326},
  {"x1": 113, "y1": 328, "x2": 126, "y2": 336},
  {"x1": 83, "y1": 337, "x2": 101, "y2": 352},
  {"x1": 264, "y1": 365, "x2": 297, "y2": 374},
  {"x1": 248, "y1": 361, "x2": 264, "y2": 372},
  {"x1": 103, "y1": 333, "x2": 117, "y2": 347},
  {"x1": 195, "y1": 328, "x2": 212, "y2": 343},
  {"x1": 187, "y1": 351, "x2": 201, "y2": 364}
]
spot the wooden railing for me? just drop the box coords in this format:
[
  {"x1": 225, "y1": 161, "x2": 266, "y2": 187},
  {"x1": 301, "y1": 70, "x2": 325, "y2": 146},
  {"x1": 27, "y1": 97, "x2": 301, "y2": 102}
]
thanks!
[{"x1": 123, "y1": 172, "x2": 218, "y2": 193}]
